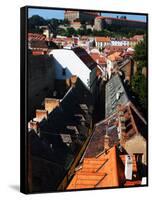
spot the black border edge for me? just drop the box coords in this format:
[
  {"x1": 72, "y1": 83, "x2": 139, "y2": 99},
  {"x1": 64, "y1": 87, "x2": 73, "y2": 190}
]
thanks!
[
  {"x1": 146, "y1": 13, "x2": 149, "y2": 187},
  {"x1": 20, "y1": 6, "x2": 28, "y2": 194}
]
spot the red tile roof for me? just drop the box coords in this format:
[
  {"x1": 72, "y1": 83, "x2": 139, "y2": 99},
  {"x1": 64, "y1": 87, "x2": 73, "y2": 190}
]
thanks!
[
  {"x1": 66, "y1": 100, "x2": 146, "y2": 190},
  {"x1": 67, "y1": 146, "x2": 120, "y2": 190},
  {"x1": 95, "y1": 37, "x2": 111, "y2": 43},
  {"x1": 107, "y1": 52, "x2": 123, "y2": 62},
  {"x1": 28, "y1": 33, "x2": 46, "y2": 41},
  {"x1": 104, "y1": 45, "x2": 128, "y2": 55},
  {"x1": 90, "y1": 53, "x2": 106, "y2": 65}
]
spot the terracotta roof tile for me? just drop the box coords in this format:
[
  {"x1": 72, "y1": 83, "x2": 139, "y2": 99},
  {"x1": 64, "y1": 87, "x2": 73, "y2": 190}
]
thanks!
[
  {"x1": 90, "y1": 53, "x2": 107, "y2": 65},
  {"x1": 95, "y1": 37, "x2": 111, "y2": 43},
  {"x1": 107, "y1": 52, "x2": 123, "y2": 61},
  {"x1": 67, "y1": 146, "x2": 120, "y2": 190}
]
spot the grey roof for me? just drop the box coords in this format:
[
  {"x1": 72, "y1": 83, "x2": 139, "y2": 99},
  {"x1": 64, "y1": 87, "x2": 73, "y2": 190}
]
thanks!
[
  {"x1": 118, "y1": 58, "x2": 131, "y2": 70},
  {"x1": 105, "y1": 74, "x2": 129, "y2": 117}
]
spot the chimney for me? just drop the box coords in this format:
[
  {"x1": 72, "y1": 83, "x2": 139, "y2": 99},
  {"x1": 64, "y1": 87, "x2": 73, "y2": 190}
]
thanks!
[
  {"x1": 28, "y1": 121, "x2": 39, "y2": 134},
  {"x1": 125, "y1": 155, "x2": 133, "y2": 180},
  {"x1": 117, "y1": 104, "x2": 123, "y2": 113},
  {"x1": 44, "y1": 98, "x2": 60, "y2": 113},
  {"x1": 70, "y1": 75, "x2": 77, "y2": 86},
  {"x1": 104, "y1": 134, "x2": 110, "y2": 151},
  {"x1": 36, "y1": 109, "x2": 48, "y2": 122}
]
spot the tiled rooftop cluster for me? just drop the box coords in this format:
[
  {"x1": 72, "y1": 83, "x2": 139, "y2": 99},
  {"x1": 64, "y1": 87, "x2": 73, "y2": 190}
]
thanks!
[
  {"x1": 27, "y1": 17, "x2": 146, "y2": 192},
  {"x1": 66, "y1": 73, "x2": 147, "y2": 190},
  {"x1": 28, "y1": 77, "x2": 94, "y2": 192}
]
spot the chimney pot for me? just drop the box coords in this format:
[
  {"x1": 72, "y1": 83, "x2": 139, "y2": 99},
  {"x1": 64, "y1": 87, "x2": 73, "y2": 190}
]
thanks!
[
  {"x1": 28, "y1": 121, "x2": 39, "y2": 134},
  {"x1": 104, "y1": 134, "x2": 110, "y2": 151},
  {"x1": 45, "y1": 98, "x2": 60, "y2": 113},
  {"x1": 36, "y1": 109, "x2": 48, "y2": 122},
  {"x1": 70, "y1": 75, "x2": 77, "y2": 86}
]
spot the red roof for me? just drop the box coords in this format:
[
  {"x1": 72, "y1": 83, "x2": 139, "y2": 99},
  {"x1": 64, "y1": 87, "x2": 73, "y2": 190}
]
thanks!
[
  {"x1": 28, "y1": 33, "x2": 46, "y2": 41},
  {"x1": 95, "y1": 37, "x2": 111, "y2": 43},
  {"x1": 104, "y1": 45, "x2": 128, "y2": 55},
  {"x1": 67, "y1": 145, "x2": 141, "y2": 190},
  {"x1": 90, "y1": 53, "x2": 106, "y2": 64},
  {"x1": 67, "y1": 146, "x2": 120, "y2": 190}
]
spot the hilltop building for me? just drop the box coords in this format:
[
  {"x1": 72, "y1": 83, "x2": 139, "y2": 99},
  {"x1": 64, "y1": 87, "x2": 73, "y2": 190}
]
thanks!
[
  {"x1": 64, "y1": 10, "x2": 100, "y2": 24},
  {"x1": 94, "y1": 16, "x2": 146, "y2": 31}
]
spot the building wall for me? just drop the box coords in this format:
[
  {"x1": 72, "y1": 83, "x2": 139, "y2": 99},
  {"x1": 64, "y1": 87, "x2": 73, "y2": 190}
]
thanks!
[
  {"x1": 43, "y1": 29, "x2": 50, "y2": 39},
  {"x1": 50, "y1": 56, "x2": 72, "y2": 80},
  {"x1": 124, "y1": 134, "x2": 147, "y2": 165},
  {"x1": 65, "y1": 11, "x2": 98, "y2": 24},
  {"x1": 106, "y1": 59, "x2": 115, "y2": 79},
  {"x1": 94, "y1": 17, "x2": 146, "y2": 31},
  {"x1": 28, "y1": 54, "x2": 55, "y2": 120},
  {"x1": 111, "y1": 40, "x2": 130, "y2": 46},
  {"x1": 95, "y1": 41, "x2": 111, "y2": 48},
  {"x1": 64, "y1": 11, "x2": 79, "y2": 22},
  {"x1": 70, "y1": 22, "x2": 81, "y2": 30},
  {"x1": 50, "y1": 49, "x2": 91, "y2": 88},
  {"x1": 94, "y1": 18, "x2": 103, "y2": 30},
  {"x1": 120, "y1": 60, "x2": 133, "y2": 82},
  {"x1": 79, "y1": 12, "x2": 97, "y2": 24}
]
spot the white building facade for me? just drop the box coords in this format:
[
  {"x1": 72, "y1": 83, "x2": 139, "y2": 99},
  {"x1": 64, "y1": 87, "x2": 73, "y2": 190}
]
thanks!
[{"x1": 49, "y1": 49, "x2": 91, "y2": 88}]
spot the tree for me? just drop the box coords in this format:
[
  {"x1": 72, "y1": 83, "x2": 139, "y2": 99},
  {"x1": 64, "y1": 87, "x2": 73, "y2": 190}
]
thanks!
[
  {"x1": 28, "y1": 15, "x2": 47, "y2": 32},
  {"x1": 65, "y1": 27, "x2": 76, "y2": 37},
  {"x1": 77, "y1": 28, "x2": 85, "y2": 36},
  {"x1": 131, "y1": 73, "x2": 147, "y2": 111},
  {"x1": 134, "y1": 36, "x2": 147, "y2": 70},
  {"x1": 86, "y1": 28, "x2": 93, "y2": 35},
  {"x1": 130, "y1": 35, "x2": 147, "y2": 116},
  {"x1": 63, "y1": 19, "x2": 70, "y2": 26},
  {"x1": 58, "y1": 28, "x2": 66, "y2": 36}
]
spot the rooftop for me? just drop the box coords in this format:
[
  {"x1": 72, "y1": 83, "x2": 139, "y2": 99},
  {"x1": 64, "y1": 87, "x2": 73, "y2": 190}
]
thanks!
[
  {"x1": 107, "y1": 52, "x2": 123, "y2": 62},
  {"x1": 95, "y1": 37, "x2": 111, "y2": 43},
  {"x1": 104, "y1": 46, "x2": 128, "y2": 56},
  {"x1": 29, "y1": 40, "x2": 48, "y2": 49},
  {"x1": 29, "y1": 78, "x2": 94, "y2": 192},
  {"x1": 67, "y1": 145, "x2": 141, "y2": 190},
  {"x1": 72, "y1": 47, "x2": 97, "y2": 70},
  {"x1": 66, "y1": 95, "x2": 147, "y2": 190},
  {"x1": 90, "y1": 53, "x2": 107, "y2": 65},
  {"x1": 50, "y1": 48, "x2": 92, "y2": 87},
  {"x1": 105, "y1": 74, "x2": 129, "y2": 117},
  {"x1": 28, "y1": 33, "x2": 46, "y2": 41}
]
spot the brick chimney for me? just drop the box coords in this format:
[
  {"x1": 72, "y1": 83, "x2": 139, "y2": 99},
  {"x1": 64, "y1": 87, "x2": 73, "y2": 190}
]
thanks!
[
  {"x1": 28, "y1": 121, "x2": 39, "y2": 134},
  {"x1": 66, "y1": 75, "x2": 77, "y2": 87},
  {"x1": 70, "y1": 75, "x2": 77, "y2": 86},
  {"x1": 44, "y1": 98, "x2": 60, "y2": 113},
  {"x1": 36, "y1": 109, "x2": 48, "y2": 122}
]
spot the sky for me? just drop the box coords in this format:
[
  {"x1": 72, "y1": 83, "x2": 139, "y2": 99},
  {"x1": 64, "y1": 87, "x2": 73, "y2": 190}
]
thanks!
[{"x1": 28, "y1": 8, "x2": 147, "y2": 22}]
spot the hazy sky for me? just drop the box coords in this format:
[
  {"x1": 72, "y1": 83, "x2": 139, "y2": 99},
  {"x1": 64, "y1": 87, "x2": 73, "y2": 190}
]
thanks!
[{"x1": 28, "y1": 8, "x2": 147, "y2": 22}]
